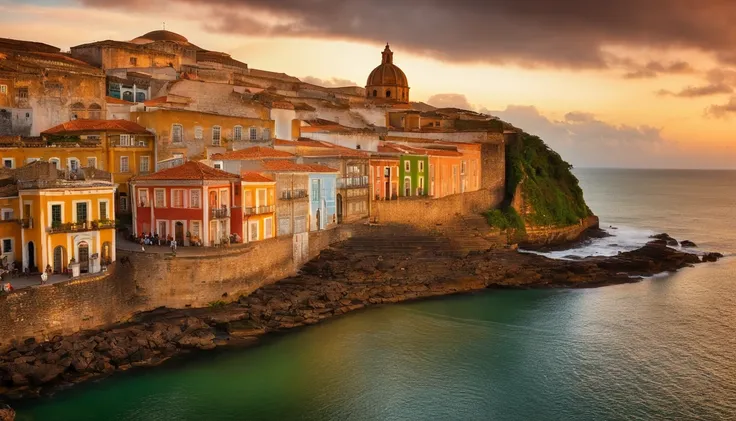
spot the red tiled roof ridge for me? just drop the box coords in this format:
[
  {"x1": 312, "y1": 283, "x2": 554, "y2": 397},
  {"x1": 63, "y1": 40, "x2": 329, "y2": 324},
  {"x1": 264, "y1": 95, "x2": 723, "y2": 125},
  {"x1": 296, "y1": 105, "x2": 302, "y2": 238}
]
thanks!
[
  {"x1": 211, "y1": 146, "x2": 295, "y2": 161},
  {"x1": 134, "y1": 161, "x2": 238, "y2": 181},
  {"x1": 42, "y1": 119, "x2": 151, "y2": 135},
  {"x1": 240, "y1": 171, "x2": 275, "y2": 183}
]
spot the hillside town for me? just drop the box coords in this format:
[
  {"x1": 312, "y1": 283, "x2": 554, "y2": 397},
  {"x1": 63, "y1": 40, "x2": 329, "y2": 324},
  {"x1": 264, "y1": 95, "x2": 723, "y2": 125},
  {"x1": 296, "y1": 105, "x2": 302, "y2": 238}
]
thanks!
[{"x1": 0, "y1": 30, "x2": 510, "y2": 283}]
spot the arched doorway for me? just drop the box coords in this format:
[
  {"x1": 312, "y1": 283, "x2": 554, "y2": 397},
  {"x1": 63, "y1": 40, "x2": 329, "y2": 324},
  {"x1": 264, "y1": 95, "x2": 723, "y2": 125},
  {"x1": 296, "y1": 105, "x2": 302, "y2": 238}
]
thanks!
[
  {"x1": 27, "y1": 242, "x2": 35, "y2": 272},
  {"x1": 315, "y1": 209, "x2": 321, "y2": 231},
  {"x1": 175, "y1": 222, "x2": 185, "y2": 245},
  {"x1": 53, "y1": 246, "x2": 66, "y2": 274},
  {"x1": 101, "y1": 242, "x2": 112, "y2": 265},
  {"x1": 78, "y1": 241, "x2": 89, "y2": 273},
  {"x1": 336, "y1": 194, "x2": 343, "y2": 223}
]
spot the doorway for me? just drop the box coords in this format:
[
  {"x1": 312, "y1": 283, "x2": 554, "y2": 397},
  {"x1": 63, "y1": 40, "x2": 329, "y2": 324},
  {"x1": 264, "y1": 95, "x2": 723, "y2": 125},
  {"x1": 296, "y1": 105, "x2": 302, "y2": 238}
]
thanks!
[
  {"x1": 53, "y1": 246, "x2": 65, "y2": 274},
  {"x1": 175, "y1": 222, "x2": 185, "y2": 245},
  {"x1": 27, "y1": 241, "x2": 35, "y2": 272},
  {"x1": 336, "y1": 194, "x2": 343, "y2": 223},
  {"x1": 315, "y1": 209, "x2": 321, "y2": 231},
  {"x1": 78, "y1": 241, "x2": 89, "y2": 273}
]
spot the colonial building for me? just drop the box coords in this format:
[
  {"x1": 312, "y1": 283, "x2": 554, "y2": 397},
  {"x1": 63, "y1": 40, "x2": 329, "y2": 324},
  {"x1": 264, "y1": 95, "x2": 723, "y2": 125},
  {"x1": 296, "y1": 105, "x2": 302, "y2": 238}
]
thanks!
[
  {"x1": 130, "y1": 161, "x2": 239, "y2": 246},
  {"x1": 307, "y1": 164, "x2": 339, "y2": 231},
  {"x1": 0, "y1": 38, "x2": 106, "y2": 137},
  {"x1": 275, "y1": 139, "x2": 370, "y2": 223},
  {"x1": 366, "y1": 44, "x2": 409, "y2": 103},
  {"x1": 40, "y1": 119, "x2": 156, "y2": 214},
  {"x1": 239, "y1": 172, "x2": 276, "y2": 243},
  {"x1": 0, "y1": 161, "x2": 116, "y2": 275}
]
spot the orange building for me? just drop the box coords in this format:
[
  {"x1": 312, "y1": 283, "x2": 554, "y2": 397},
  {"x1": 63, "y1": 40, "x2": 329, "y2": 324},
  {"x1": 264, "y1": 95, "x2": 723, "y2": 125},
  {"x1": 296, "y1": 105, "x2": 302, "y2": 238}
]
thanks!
[{"x1": 239, "y1": 172, "x2": 276, "y2": 243}]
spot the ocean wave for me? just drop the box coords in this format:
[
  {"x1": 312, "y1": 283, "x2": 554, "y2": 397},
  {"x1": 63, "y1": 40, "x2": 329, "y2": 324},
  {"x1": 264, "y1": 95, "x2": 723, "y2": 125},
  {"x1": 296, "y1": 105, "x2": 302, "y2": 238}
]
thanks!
[{"x1": 521, "y1": 225, "x2": 656, "y2": 260}]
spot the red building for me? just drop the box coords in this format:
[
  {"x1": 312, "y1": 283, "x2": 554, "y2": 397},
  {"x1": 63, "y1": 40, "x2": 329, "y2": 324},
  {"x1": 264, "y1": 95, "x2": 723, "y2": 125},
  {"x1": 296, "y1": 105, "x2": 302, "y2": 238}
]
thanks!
[{"x1": 130, "y1": 161, "x2": 239, "y2": 246}]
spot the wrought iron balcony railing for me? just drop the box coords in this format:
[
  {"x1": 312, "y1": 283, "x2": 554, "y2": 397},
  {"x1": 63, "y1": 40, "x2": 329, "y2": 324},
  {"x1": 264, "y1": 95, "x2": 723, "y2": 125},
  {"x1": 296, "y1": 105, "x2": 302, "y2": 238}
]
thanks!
[
  {"x1": 210, "y1": 207, "x2": 230, "y2": 219},
  {"x1": 244, "y1": 205, "x2": 275, "y2": 216},
  {"x1": 47, "y1": 219, "x2": 115, "y2": 234},
  {"x1": 280, "y1": 189, "x2": 308, "y2": 200},
  {"x1": 337, "y1": 176, "x2": 369, "y2": 189}
]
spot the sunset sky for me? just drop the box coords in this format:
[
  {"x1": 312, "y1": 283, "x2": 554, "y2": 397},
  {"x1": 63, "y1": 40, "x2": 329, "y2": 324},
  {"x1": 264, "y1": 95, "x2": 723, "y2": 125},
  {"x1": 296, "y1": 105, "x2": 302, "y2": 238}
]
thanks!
[{"x1": 1, "y1": 0, "x2": 735, "y2": 169}]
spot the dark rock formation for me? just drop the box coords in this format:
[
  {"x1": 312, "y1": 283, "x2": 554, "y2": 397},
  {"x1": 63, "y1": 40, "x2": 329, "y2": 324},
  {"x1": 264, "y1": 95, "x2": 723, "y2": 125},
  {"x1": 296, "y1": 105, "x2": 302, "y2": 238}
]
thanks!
[
  {"x1": 702, "y1": 252, "x2": 723, "y2": 262},
  {"x1": 650, "y1": 233, "x2": 679, "y2": 246},
  {"x1": 680, "y1": 240, "x2": 697, "y2": 248},
  {"x1": 0, "y1": 231, "x2": 717, "y2": 400}
]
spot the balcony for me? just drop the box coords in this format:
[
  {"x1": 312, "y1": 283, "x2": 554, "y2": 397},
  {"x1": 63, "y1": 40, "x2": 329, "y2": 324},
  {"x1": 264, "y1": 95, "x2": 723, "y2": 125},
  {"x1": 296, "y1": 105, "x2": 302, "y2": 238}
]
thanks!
[
  {"x1": 280, "y1": 189, "x2": 308, "y2": 200},
  {"x1": 47, "y1": 219, "x2": 115, "y2": 234},
  {"x1": 337, "y1": 176, "x2": 369, "y2": 189},
  {"x1": 19, "y1": 218, "x2": 32, "y2": 229},
  {"x1": 244, "y1": 205, "x2": 275, "y2": 216},
  {"x1": 210, "y1": 207, "x2": 230, "y2": 219}
]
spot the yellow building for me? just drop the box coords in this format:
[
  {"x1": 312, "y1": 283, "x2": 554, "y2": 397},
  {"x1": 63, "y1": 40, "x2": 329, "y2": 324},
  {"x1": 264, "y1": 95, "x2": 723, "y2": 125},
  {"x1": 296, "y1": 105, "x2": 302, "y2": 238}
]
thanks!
[
  {"x1": 240, "y1": 172, "x2": 276, "y2": 242},
  {"x1": 0, "y1": 162, "x2": 116, "y2": 274},
  {"x1": 39, "y1": 119, "x2": 155, "y2": 215}
]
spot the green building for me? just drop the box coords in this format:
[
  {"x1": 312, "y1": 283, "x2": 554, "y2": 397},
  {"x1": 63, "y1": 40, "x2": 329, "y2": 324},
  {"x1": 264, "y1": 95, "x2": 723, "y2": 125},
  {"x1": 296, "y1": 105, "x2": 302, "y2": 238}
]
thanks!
[{"x1": 399, "y1": 154, "x2": 429, "y2": 197}]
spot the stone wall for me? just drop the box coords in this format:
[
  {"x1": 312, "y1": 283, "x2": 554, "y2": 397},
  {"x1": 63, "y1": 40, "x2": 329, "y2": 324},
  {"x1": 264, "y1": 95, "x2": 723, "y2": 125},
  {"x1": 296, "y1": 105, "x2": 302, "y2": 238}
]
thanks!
[
  {"x1": 371, "y1": 189, "x2": 497, "y2": 229},
  {"x1": 0, "y1": 225, "x2": 361, "y2": 344},
  {"x1": 519, "y1": 216, "x2": 600, "y2": 248}
]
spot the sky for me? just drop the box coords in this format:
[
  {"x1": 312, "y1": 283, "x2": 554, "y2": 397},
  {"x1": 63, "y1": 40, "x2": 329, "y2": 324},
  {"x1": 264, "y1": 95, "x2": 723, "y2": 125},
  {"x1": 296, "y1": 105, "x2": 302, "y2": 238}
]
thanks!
[{"x1": 1, "y1": 0, "x2": 735, "y2": 169}]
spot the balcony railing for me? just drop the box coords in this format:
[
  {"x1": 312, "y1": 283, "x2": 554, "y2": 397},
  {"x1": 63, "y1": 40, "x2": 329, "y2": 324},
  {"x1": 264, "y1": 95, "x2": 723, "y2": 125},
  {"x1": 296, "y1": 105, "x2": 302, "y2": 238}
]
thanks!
[
  {"x1": 337, "y1": 176, "x2": 369, "y2": 189},
  {"x1": 19, "y1": 218, "x2": 32, "y2": 229},
  {"x1": 280, "y1": 189, "x2": 308, "y2": 200},
  {"x1": 47, "y1": 219, "x2": 115, "y2": 234},
  {"x1": 244, "y1": 205, "x2": 275, "y2": 216},
  {"x1": 210, "y1": 207, "x2": 230, "y2": 219}
]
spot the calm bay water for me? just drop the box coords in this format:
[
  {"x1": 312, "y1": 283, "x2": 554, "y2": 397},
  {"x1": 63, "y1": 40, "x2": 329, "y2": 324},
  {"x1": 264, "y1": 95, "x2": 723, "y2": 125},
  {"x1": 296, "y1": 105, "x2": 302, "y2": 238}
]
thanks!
[{"x1": 15, "y1": 169, "x2": 736, "y2": 421}]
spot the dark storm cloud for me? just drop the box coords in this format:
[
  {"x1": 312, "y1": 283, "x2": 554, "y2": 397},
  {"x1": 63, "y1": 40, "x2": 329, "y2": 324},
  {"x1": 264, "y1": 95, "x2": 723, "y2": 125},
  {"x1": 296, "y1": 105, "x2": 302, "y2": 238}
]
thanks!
[
  {"x1": 623, "y1": 61, "x2": 695, "y2": 79},
  {"x1": 79, "y1": 0, "x2": 736, "y2": 68}
]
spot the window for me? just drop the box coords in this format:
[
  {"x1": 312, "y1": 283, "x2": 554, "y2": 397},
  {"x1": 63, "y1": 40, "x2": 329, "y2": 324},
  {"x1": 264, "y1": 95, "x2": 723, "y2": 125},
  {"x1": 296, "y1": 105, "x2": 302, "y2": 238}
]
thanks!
[
  {"x1": 157, "y1": 221, "x2": 167, "y2": 238},
  {"x1": 172, "y1": 189, "x2": 185, "y2": 208},
  {"x1": 140, "y1": 156, "x2": 150, "y2": 173},
  {"x1": 2, "y1": 239, "x2": 12, "y2": 253},
  {"x1": 0, "y1": 85, "x2": 6, "y2": 94},
  {"x1": 194, "y1": 126, "x2": 203, "y2": 140},
  {"x1": 99, "y1": 201, "x2": 108, "y2": 220},
  {"x1": 190, "y1": 221, "x2": 201, "y2": 238},
  {"x1": 249, "y1": 220, "x2": 259, "y2": 242},
  {"x1": 119, "y1": 194, "x2": 129, "y2": 212},
  {"x1": 404, "y1": 161, "x2": 410, "y2": 172},
  {"x1": 135, "y1": 92, "x2": 146, "y2": 102},
  {"x1": 257, "y1": 188, "x2": 267, "y2": 206},
  {"x1": 404, "y1": 177, "x2": 411, "y2": 196},
  {"x1": 3, "y1": 158, "x2": 13, "y2": 169},
  {"x1": 120, "y1": 134, "x2": 131, "y2": 146},
  {"x1": 87, "y1": 157, "x2": 97, "y2": 168},
  {"x1": 76, "y1": 202, "x2": 88, "y2": 223},
  {"x1": 249, "y1": 127, "x2": 257, "y2": 141},
  {"x1": 461, "y1": 161, "x2": 467, "y2": 175},
  {"x1": 17, "y1": 87, "x2": 28, "y2": 99},
  {"x1": 384, "y1": 167, "x2": 390, "y2": 177},
  {"x1": 262, "y1": 128, "x2": 270, "y2": 141},
  {"x1": 311, "y1": 180, "x2": 321, "y2": 203},
  {"x1": 154, "y1": 189, "x2": 166, "y2": 208},
  {"x1": 386, "y1": 90, "x2": 391, "y2": 98},
  {"x1": 122, "y1": 91, "x2": 134, "y2": 102},
  {"x1": 264, "y1": 217, "x2": 273, "y2": 239},
  {"x1": 372, "y1": 90, "x2": 377, "y2": 97},
  {"x1": 190, "y1": 189, "x2": 201, "y2": 208},
  {"x1": 419, "y1": 161, "x2": 424, "y2": 173},
  {"x1": 233, "y1": 125, "x2": 243, "y2": 141},
  {"x1": 219, "y1": 190, "x2": 228, "y2": 208},
  {"x1": 120, "y1": 156, "x2": 129, "y2": 173},
  {"x1": 172, "y1": 124, "x2": 183, "y2": 143},
  {"x1": 2, "y1": 209, "x2": 12, "y2": 220},
  {"x1": 418, "y1": 177, "x2": 424, "y2": 196},
  {"x1": 130, "y1": 57, "x2": 137, "y2": 65},
  {"x1": 212, "y1": 126, "x2": 221, "y2": 145},
  {"x1": 138, "y1": 189, "x2": 149, "y2": 207},
  {"x1": 213, "y1": 162, "x2": 223, "y2": 170},
  {"x1": 69, "y1": 158, "x2": 80, "y2": 171}
]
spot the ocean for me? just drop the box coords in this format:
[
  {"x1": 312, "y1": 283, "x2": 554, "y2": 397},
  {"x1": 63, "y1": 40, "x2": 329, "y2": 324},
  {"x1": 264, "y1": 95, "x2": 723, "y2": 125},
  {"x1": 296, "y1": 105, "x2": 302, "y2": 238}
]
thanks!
[{"x1": 14, "y1": 168, "x2": 736, "y2": 421}]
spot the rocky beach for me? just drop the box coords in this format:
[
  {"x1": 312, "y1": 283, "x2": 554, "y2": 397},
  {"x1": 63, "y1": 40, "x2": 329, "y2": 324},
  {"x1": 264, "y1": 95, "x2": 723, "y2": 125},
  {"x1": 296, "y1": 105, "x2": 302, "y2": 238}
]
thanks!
[{"x1": 0, "y1": 228, "x2": 721, "y2": 403}]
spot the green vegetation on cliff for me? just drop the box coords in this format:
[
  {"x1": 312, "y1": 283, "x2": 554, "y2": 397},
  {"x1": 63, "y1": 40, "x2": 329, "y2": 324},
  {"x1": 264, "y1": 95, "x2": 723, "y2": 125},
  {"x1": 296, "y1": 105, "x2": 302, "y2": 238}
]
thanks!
[
  {"x1": 506, "y1": 132, "x2": 591, "y2": 227},
  {"x1": 483, "y1": 207, "x2": 525, "y2": 231}
]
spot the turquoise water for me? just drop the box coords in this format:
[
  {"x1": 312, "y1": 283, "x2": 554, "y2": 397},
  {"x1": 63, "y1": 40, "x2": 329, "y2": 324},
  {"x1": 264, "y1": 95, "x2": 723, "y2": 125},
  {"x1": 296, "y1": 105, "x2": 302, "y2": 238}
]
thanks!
[{"x1": 14, "y1": 169, "x2": 736, "y2": 420}]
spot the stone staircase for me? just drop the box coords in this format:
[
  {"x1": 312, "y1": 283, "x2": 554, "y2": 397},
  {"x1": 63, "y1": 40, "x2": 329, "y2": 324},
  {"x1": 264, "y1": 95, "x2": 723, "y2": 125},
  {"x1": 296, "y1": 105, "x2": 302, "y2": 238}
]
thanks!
[{"x1": 434, "y1": 214, "x2": 507, "y2": 255}]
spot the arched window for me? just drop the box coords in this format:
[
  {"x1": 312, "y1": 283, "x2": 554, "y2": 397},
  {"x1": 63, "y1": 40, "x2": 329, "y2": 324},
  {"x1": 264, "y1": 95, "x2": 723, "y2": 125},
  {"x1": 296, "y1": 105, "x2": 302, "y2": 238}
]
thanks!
[
  {"x1": 233, "y1": 125, "x2": 243, "y2": 141},
  {"x1": 372, "y1": 90, "x2": 377, "y2": 97},
  {"x1": 171, "y1": 124, "x2": 183, "y2": 143},
  {"x1": 386, "y1": 90, "x2": 391, "y2": 98},
  {"x1": 70, "y1": 102, "x2": 85, "y2": 120},
  {"x1": 136, "y1": 92, "x2": 146, "y2": 102},
  {"x1": 88, "y1": 103, "x2": 102, "y2": 119},
  {"x1": 249, "y1": 127, "x2": 258, "y2": 141},
  {"x1": 122, "y1": 91, "x2": 134, "y2": 102}
]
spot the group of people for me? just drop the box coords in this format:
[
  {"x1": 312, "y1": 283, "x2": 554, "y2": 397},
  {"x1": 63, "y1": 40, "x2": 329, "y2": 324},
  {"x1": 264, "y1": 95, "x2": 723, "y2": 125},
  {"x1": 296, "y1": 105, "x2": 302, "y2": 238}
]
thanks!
[{"x1": 132, "y1": 232, "x2": 173, "y2": 246}]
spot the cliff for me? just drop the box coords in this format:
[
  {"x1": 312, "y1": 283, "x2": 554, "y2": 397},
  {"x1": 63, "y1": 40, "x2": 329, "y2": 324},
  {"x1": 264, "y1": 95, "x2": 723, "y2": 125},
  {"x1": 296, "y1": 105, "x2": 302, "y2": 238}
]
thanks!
[{"x1": 485, "y1": 130, "x2": 598, "y2": 246}]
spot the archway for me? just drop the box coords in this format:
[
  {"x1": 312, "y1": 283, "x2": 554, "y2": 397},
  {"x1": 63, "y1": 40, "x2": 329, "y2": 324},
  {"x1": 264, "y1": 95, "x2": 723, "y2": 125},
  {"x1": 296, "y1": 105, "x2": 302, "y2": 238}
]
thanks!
[
  {"x1": 88, "y1": 103, "x2": 102, "y2": 119},
  {"x1": 27, "y1": 242, "x2": 35, "y2": 272},
  {"x1": 336, "y1": 194, "x2": 343, "y2": 224},
  {"x1": 386, "y1": 90, "x2": 391, "y2": 98},
  {"x1": 78, "y1": 241, "x2": 89, "y2": 273},
  {"x1": 372, "y1": 90, "x2": 377, "y2": 97},
  {"x1": 175, "y1": 222, "x2": 185, "y2": 245},
  {"x1": 53, "y1": 246, "x2": 66, "y2": 274}
]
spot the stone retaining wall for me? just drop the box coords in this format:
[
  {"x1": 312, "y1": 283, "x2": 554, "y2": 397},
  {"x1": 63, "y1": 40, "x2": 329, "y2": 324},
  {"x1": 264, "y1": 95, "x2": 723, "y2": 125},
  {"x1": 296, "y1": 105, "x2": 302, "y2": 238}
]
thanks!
[{"x1": 519, "y1": 216, "x2": 600, "y2": 248}]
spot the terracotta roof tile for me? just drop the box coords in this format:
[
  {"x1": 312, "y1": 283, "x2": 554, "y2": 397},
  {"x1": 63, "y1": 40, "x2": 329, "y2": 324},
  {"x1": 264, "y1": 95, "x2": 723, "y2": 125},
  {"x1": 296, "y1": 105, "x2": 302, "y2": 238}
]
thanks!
[
  {"x1": 105, "y1": 96, "x2": 135, "y2": 105},
  {"x1": 241, "y1": 172, "x2": 274, "y2": 183},
  {"x1": 260, "y1": 160, "x2": 313, "y2": 172},
  {"x1": 42, "y1": 119, "x2": 151, "y2": 135},
  {"x1": 306, "y1": 164, "x2": 339, "y2": 173},
  {"x1": 134, "y1": 161, "x2": 238, "y2": 181},
  {"x1": 211, "y1": 147, "x2": 295, "y2": 161}
]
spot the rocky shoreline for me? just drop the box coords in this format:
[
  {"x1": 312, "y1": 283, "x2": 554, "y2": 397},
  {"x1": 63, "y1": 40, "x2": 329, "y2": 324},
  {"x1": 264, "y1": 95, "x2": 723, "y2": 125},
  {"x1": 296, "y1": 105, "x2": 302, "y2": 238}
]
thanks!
[{"x1": 0, "y1": 231, "x2": 722, "y2": 402}]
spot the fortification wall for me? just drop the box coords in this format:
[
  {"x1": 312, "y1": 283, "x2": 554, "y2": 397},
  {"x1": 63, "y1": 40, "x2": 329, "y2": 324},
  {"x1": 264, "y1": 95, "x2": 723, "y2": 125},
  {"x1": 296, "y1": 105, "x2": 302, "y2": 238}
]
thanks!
[
  {"x1": 371, "y1": 189, "x2": 496, "y2": 229},
  {"x1": 0, "y1": 225, "x2": 361, "y2": 345}
]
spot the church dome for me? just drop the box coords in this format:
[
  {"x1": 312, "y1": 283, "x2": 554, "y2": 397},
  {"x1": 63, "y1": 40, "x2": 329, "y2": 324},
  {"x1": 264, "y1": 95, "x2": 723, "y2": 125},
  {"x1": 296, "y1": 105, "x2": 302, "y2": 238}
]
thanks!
[
  {"x1": 131, "y1": 30, "x2": 189, "y2": 44},
  {"x1": 366, "y1": 44, "x2": 408, "y2": 88}
]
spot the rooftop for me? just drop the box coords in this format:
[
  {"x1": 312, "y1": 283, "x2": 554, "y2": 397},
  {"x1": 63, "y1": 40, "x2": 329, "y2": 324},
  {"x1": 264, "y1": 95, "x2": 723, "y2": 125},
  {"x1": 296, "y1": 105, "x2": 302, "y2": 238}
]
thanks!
[
  {"x1": 211, "y1": 147, "x2": 295, "y2": 161},
  {"x1": 241, "y1": 172, "x2": 275, "y2": 183},
  {"x1": 134, "y1": 161, "x2": 238, "y2": 181},
  {"x1": 42, "y1": 119, "x2": 151, "y2": 135}
]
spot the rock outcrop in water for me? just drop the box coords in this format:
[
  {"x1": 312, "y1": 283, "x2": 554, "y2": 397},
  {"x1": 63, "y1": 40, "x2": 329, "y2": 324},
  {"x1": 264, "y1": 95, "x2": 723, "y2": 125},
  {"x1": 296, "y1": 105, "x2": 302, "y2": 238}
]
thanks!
[{"x1": 0, "y1": 231, "x2": 718, "y2": 400}]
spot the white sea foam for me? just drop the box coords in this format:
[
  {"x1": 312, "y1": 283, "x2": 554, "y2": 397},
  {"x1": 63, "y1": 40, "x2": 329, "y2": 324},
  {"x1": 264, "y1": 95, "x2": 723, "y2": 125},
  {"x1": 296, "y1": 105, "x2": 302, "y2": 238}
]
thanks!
[{"x1": 520, "y1": 224, "x2": 656, "y2": 260}]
